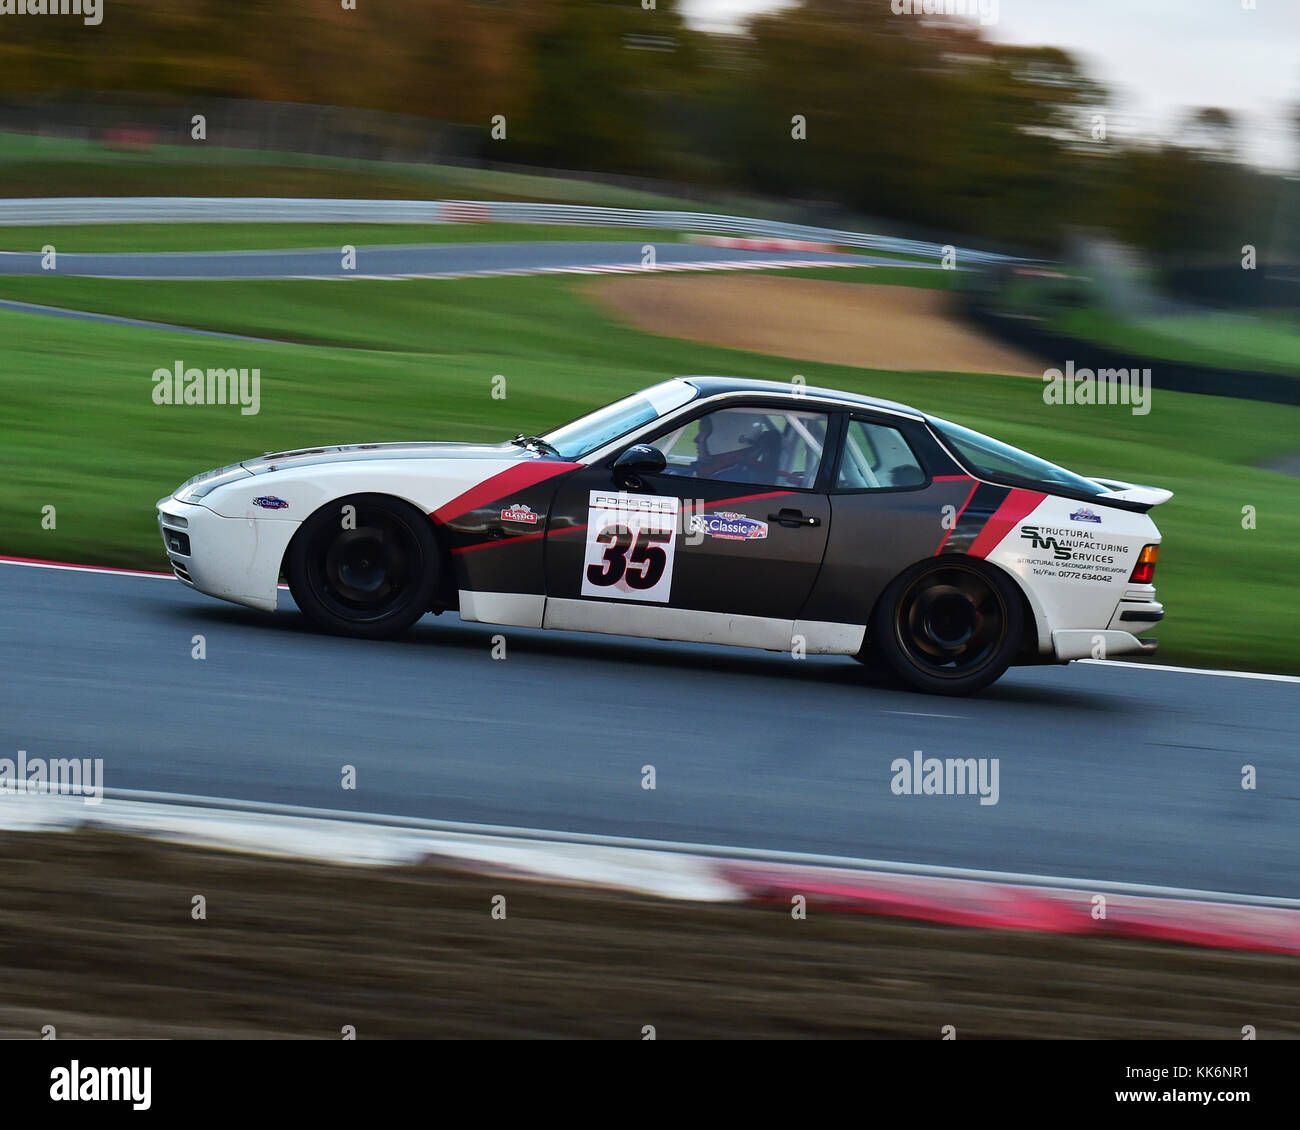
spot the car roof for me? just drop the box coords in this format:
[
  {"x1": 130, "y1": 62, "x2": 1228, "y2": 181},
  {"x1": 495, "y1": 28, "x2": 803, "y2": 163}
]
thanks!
[{"x1": 680, "y1": 376, "x2": 926, "y2": 421}]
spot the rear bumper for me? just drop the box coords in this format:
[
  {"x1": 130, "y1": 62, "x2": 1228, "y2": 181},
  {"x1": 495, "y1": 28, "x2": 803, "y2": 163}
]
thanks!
[
  {"x1": 1052, "y1": 629, "x2": 1158, "y2": 662},
  {"x1": 1109, "y1": 593, "x2": 1164, "y2": 629}
]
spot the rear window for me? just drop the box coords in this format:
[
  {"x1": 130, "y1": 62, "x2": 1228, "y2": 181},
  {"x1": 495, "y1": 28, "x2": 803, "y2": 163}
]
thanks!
[
  {"x1": 930, "y1": 418, "x2": 1106, "y2": 497},
  {"x1": 835, "y1": 419, "x2": 926, "y2": 490}
]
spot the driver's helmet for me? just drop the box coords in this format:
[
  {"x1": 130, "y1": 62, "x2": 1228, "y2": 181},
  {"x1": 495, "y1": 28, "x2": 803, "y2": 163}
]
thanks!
[
  {"x1": 694, "y1": 411, "x2": 780, "y2": 479},
  {"x1": 697, "y1": 412, "x2": 774, "y2": 457}
]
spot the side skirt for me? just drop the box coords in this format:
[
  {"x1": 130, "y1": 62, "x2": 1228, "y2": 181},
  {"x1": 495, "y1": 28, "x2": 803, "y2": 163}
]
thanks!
[
  {"x1": 541, "y1": 595, "x2": 864, "y2": 655},
  {"x1": 458, "y1": 589, "x2": 545, "y2": 629}
]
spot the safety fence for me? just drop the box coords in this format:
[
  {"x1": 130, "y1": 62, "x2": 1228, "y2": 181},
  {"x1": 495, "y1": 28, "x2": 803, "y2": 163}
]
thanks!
[{"x1": 0, "y1": 197, "x2": 1023, "y2": 265}]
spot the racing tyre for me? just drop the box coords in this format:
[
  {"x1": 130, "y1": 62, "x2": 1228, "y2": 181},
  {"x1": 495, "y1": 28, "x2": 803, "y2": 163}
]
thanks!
[
  {"x1": 286, "y1": 494, "x2": 441, "y2": 639},
  {"x1": 868, "y1": 558, "x2": 1023, "y2": 695}
]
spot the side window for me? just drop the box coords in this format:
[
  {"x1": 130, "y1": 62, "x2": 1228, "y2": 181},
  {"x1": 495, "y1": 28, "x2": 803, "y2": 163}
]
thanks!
[
  {"x1": 835, "y1": 419, "x2": 926, "y2": 491},
  {"x1": 654, "y1": 407, "x2": 829, "y2": 489}
]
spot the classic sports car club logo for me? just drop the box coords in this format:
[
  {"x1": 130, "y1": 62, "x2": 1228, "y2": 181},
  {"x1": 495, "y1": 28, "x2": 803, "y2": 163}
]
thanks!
[
  {"x1": 1069, "y1": 507, "x2": 1102, "y2": 524},
  {"x1": 500, "y1": 503, "x2": 540, "y2": 525},
  {"x1": 690, "y1": 511, "x2": 768, "y2": 541},
  {"x1": 253, "y1": 496, "x2": 289, "y2": 510}
]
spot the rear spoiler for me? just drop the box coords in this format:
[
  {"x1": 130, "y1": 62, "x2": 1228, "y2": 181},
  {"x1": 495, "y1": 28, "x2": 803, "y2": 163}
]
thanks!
[{"x1": 1090, "y1": 478, "x2": 1174, "y2": 511}]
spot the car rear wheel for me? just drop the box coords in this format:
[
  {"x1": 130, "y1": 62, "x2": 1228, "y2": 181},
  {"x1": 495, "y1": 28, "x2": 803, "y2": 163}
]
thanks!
[
  {"x1": 868, "y1": 559, "x2": 1023, "y2": 695},
  {"x1": 286, "y1": 494, "x2": 440, "y2": 639}
]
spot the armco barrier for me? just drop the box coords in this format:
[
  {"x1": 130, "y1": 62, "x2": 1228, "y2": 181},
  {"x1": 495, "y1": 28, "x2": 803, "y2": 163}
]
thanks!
[{"x1": 0, "y1": 197, "x2": 1022, "y2": 266}]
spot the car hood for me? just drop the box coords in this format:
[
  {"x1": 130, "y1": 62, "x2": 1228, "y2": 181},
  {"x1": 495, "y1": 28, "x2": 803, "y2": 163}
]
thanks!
[{"x1": 240, "y1": 441, "x2": 531, "y2": 474}]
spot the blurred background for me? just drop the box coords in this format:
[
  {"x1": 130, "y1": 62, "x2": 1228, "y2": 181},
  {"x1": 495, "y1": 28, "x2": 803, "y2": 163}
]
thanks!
[{"x1": 1, "y1": 0, "x2": 1296, "y2": 262}]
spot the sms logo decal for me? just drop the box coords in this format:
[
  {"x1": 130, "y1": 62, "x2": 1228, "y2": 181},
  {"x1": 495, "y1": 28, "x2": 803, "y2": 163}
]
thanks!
[{"x1": 1020, "y1": 525, "x2": 1071, "y2": 560}]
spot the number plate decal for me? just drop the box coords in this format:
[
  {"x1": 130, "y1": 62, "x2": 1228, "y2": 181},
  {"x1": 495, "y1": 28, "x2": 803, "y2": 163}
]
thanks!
[{"x1": 580, "y1": 490, "x2": 679, "y2": 603}]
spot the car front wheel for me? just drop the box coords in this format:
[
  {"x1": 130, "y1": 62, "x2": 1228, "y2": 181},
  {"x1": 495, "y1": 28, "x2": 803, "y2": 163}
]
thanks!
[{"x1": 286, "y1": 494, "x2": 441, "y2": 639}]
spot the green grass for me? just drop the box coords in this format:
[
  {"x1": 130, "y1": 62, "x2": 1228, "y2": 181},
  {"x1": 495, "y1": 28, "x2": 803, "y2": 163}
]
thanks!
[
  {"x1": 0, "y1": 267, "x2": 953, "y2": 350},
  {"x1": 763, "y1": 265, "x2": 959, "y2": 288},
  {"x1": 0, "y1": 131, "x2": 707, "y2": 210},
  {"x1": 1053, "y1": 307, "x2": 1300, "y2": 376},
  {"x1": 0, "y1": 222, "x2": 685, "y2": 254},
  {"x1": 0, "y1": 272, "x2": 1296, "y2": 674}
]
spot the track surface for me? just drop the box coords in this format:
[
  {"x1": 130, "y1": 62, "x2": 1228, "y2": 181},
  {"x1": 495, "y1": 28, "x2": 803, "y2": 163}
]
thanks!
[
  {"x1": 0, "y1": 297, "x2": 278, "y2": 340},
  {"x1": 0, "y1": 241, "x2": 887, "y2": 279},
  {"x1": 2, "y1": 564, "x2": 1296, "y2": 899}
]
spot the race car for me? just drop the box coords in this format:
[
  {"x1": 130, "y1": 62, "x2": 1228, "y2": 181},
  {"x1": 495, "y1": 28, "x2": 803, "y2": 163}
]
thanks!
[{"x1": 157, "y1": 376, "x2": 1169, "y2": 694}]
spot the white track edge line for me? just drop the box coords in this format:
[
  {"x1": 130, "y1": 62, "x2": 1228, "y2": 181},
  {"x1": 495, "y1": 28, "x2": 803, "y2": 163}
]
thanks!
[{"x1": 1080, "y1": 659, "x2": 1300, "y2": 684}]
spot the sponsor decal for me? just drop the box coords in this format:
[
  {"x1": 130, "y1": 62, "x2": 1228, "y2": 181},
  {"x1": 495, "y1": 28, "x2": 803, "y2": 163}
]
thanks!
[
  {"x1": 689, "y1": 511, "x2": 768, "y2": 541},
  {"x1": 1015, "y1": 524, "x2": 1133, "y2": 583},
  {"x1": 500, "y1": 503, "x2": 540, "y2": 525},
  {"x1": 1069, "y1": 507, "x2": 1102, "y2": 524},
  {"x1": 253, "y1": 496, "x2": 289, "y2": 510}
]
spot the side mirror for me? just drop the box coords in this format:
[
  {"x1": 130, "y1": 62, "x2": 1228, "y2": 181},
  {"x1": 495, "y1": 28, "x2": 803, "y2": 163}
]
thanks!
[{"x1": 612, "y1": 444, "x2": 666, "y2": 490}]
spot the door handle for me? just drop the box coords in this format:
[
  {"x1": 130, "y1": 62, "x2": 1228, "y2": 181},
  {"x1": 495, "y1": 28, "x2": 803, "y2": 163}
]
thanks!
[{"x1": 768, "y1": 508, "x2": 821, "y2": 528}]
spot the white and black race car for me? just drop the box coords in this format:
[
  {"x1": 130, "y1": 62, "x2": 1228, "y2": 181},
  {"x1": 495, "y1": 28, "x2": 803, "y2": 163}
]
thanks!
[{"x1": 158, "y1": 377, "x2": 1168, "y2": 694}]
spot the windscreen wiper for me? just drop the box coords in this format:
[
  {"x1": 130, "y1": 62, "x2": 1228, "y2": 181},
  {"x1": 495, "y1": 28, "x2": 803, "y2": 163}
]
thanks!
[{"x1": 511, "y1": 434, "x2": 562, "y2": 458}]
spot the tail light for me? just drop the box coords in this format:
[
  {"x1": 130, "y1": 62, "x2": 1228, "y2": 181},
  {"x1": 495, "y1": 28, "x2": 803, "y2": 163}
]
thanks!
[{"x1": 1130, "y1": 544, "x2": 1159, "y2": 584}]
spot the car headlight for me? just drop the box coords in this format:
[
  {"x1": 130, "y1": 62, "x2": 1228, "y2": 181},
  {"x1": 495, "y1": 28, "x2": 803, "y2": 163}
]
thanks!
[{"x1": 174, "y1": 464, "x2": 252, "y2": 503}]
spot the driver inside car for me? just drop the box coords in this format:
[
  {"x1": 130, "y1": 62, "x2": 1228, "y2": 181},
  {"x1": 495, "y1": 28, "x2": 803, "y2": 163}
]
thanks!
[{"x1": 691, "y1": 412, "x2": 782, "y2": 483}]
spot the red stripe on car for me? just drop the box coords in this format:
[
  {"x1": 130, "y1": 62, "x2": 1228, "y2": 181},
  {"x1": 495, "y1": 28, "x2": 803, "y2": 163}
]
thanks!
[
  {"x1": 451, "y1": 531, "x2": 549, "y2": 555},
  {"x1": 967, "y1": 488, "x2": 1047, "y2": 559},
  {"x1": 683, "y1": 489, "x2": 795, "y2": 511},
  {"x1": 430, "y1": 461, "x2": 582, "y2": 525},
  {"x1": 933, "y1": 480, "x2": 980, "y2": 555},
  {"x1": 547, "y1": 489, "x2": 797, "y2": 540},
  {"x1": 462, "y1": 488, "x2": 800, "y2": 551}
]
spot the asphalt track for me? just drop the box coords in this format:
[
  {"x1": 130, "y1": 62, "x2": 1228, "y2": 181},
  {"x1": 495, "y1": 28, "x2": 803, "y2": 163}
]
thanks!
[
  {"x1": 0, "y1": 241, "x2": 889, "y2": 279},
  {"x1": 2, "y1": 562, "x2": 1297, "y2": 900}
]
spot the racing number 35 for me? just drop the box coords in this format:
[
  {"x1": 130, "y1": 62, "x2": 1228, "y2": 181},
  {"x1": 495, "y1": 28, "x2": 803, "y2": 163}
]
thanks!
[{"x1": 585, "y1": 525, "x2": 671, "y2": 590}]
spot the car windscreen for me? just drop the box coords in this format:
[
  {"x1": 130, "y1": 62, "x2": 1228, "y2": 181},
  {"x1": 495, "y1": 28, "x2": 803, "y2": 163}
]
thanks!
[
  {"x1": 930, "y1": 418, "x2": 1107, "y2": 497},
  {"x1": 543, "y1": 381, "x2": 699, "y2": 460}
]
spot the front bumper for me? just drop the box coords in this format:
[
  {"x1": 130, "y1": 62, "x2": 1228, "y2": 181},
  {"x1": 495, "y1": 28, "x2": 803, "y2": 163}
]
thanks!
[{"x1": 157, "y1": 496, "x2": 298, "y2": 613}]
